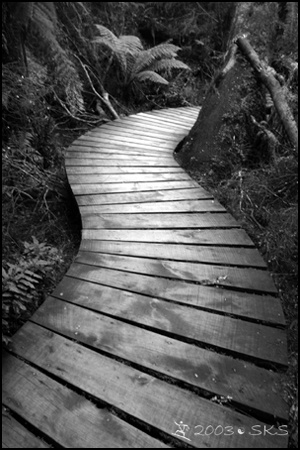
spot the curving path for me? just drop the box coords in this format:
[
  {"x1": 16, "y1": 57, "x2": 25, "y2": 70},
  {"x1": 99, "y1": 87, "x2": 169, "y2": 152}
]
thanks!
[{"x1": 3, "y1": 107, "x2": 289, "y2": 448}]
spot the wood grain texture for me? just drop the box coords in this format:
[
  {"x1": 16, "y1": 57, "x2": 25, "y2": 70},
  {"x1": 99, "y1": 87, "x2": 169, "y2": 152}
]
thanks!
[
  {"x1": 2, "y1": 352, "x2": 170, "y2": 449},
  {"x1": 63, "y1": 265, "x2": 285, "y2": 325},
  {"x1": 79, "y1": 240, "x2": 266, "y2": 267},
  {"x1": 2, "y1": 415, "x2": 50, "y2": 448},
  {"x1": 6, "y1": 327, "x2": 288, "y2": 448},
  {"x1": 31, "y1": 297, "x2": 288, "y2": 417},
  {"x1": 74, "y1": 251, "x2": 277, "y2": 294},
  {"x1": 81, "y1": 212, "x2": 240, "y2": 229},
  {"x1": 81, "y1": 228, "x2": 254, "y2": 246},
  {"x1": 2, "y1": 107, "x2": 288, "y2": 448},
  {"x1": 76, "y1": 188, "x2": 212, "y2": 205},
  {"x1": 79, "y1": 199, "x2": 226, "y2": 213}
]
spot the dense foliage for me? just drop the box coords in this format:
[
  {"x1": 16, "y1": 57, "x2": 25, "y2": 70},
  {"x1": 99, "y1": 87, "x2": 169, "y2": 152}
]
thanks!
[{"x1": 2, "y1": 2, "x2": 298, "y2": 447}]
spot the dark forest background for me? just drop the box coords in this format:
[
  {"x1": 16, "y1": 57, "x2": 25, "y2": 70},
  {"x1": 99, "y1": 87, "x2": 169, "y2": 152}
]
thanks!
[{"x1": 2, "y1": 3, "x2": 298, "y2": 446}]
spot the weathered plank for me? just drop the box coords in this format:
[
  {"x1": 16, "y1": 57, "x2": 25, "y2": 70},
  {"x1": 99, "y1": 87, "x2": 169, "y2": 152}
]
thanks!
[
  {"x1": 127, "y1": 111, "x2": 194, "y2": 127},
  {"x1": 119, "y1": 115, "x2": 191, "y2": 132},
  {"x1": 68, "y1": 172, "x2": 191, "y2": 185},
  {"x1": 2, "y1": 353, "x2": 170, "y2": 449},
  {"x1": 65, "y1": 158, "x2": 179, "y2": 167},
  {"x1": 81, "y1": 212, "x2": 240, "y2": 229},
  {"x1": 82, "y1": 228, "x2": 254, "y2": 246},
  {"x1": 76, "y1": 188, "x2": 212, "y2": 206},
  {"x1": 67, "y1": 145, "x2": 171, "y2": 157},
  {"x1": 79, "y1": 199, "x2": 225, "y2": 213},
  {"x1": 139, "y1": 112, "x2": 197, "y2": 127},
  {"x1": 64, "y1": 265, "x2": 285, "y2": 325},
  {"x1": 67, "y1": 152, "x2": 175, "y2": 161},
  {"x1": 95, "y1": 122, "x2": 187, "y2": 139},
  {"x1": 74, "y1": 251, "x2": 278, "y2": 294},
  {"x1": 79, "y1": 240, "x2": 266, "y2": 268},
  {"x1": 66, "y1": 166, "x2": 184, "y2": 175},
  {"x1": 76, "y1": 135, "x2": 178, "y2": 150},
  {"x1": 7, "y1": 327, "x2": 288, "y2": 448},
  {"x1": 32, "y1": 297, "x2": 288, "y2": 413},
  {"x1": 72, "y1": 181, "x2": 199, "y2": 195},
  {"x1": 2, "y1": 415, "x2": 50, "y2": 449},
  {"x1": 153, "y1": 110, "x2": 199, "y2": 121},
  {"x1": 84, "y1": 128, "x2": 185, "y2": 143}
]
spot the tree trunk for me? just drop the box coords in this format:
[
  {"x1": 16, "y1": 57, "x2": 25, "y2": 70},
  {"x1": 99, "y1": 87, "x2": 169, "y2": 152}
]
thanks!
[
  {"x1": 174, "y1": 2, "x2": 253, "y2": 169},
  {"x1": 175, "y1": 2, "x2": 298, "y2": 170}
]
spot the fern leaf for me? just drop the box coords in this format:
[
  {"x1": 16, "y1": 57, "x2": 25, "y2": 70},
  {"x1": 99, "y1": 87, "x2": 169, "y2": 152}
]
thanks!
[
  {"x1": 93, "y1": 26, "x2": 127, "y2": 75},
  {"x1": 149, "y1": 58, "x2": 191, "y2": 76},
  {"x1": 93, "y1": 24, "x2": 119, "y2": 48},
  {"x1": 118, "y1": 36, "x2": 144, "y2": 54},
  {"x1": 133, "y1": 44, "x2": 181, "y2": 75},
  {"x1": 135, "y1": 70, "x2": 169, "y2": 85}
]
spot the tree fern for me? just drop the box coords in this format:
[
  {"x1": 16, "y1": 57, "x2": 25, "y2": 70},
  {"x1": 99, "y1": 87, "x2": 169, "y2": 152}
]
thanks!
[
  {"x1": 93, "y1": 25, "x2": 190, "y2": 92},
  {"x1": 132, "y1": 44, "x2": 182, "y2": 74}
]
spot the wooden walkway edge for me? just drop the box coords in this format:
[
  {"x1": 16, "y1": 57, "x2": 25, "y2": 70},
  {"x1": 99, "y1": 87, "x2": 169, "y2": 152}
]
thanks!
[{"x1": 2, "y1": 107, "x2": 289, "y2": 448}]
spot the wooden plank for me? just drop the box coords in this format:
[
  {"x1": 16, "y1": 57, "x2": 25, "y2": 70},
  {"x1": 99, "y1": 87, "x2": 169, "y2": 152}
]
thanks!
[
  {"x1": 79, "y1": 240, "x2": 266, "y2": 268},
  {"x1": 68, "y1": 172, "x2": 191, "y2": 185},
  {"x1": 2, "y1": 415, "x2": 50, "y2": 448},
  {"x1": 119, "y1": 116, "x2": 191, "y2": 132},
  {"x1": 72, "y1": 181, "x2": 199, "y2": 196},
  {"x1": 79, "y1": 199, "x2": 226, "y2": 214},
  {"x1": 2, "y1": 353, "x2": 170, "y2": 449},
  {"x1": 94, "y1": 122, "x2": 186, "y2": 139},
  {"x1": 154, "y1": 109, "x2": 199, "y2": 121},
  {"x1": 66, "y1": 152, "x2": 175, "y2": 161},
  {"x1": 65, "y1": 264, "x2": 285, "y2": 325},
  {"x1": 33, "y1": 297, "x2": 288, "y2": 412},
  {"x1": 74, "y1": 251, "x2": 278, "y2": 294},
  {"x1": 7, "y1": 327, "x2": 288, "y2": 448},
  {"x1": 76, "y1": 135, "x2": 178, "y2": 150},
  {"x1": 82, "y1": 228, "x2": 255, "y2": 247},
  {"x1": 81, "y1": 212, "x2": 240, "y2": 229},
  {"x1": 84, "y1": 128, "x2": 185, "y2": 143},
  {"x1": 151, "y1": 108, "x2": 199, "y2": 120},
  {"x1": 86, "y1": 127, "x2": 185, "y2": 142},
  {"x1": 66, "y1": 166, "x2": 184, "y2": 175},
  {"x1": 128, "y1": 113, "x2": 193, "y2": 129},
  {"x1": 67, "y1": 145, "x2": 171, "y2": 157},
  {"x1": 76, "y1": 188, "x2": 211, "y2": 205},
  {"x1": 142, "y1": 110, "x2": 197, "y2": 124},
  {"x1": 65, "y1": 158, "x2": 179, "y2": 167},
  {"x1": 139, "y1": 112, "x2": 196, "y2": 127}
]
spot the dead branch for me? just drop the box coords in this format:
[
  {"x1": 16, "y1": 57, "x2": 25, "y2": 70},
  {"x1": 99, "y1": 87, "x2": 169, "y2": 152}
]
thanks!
[
  {"x1": 76, "y1": 57, "x2": 120, "y2": 120},
  {"x1": 236, "y1": 36, "x2": 298, "y2": 152}
]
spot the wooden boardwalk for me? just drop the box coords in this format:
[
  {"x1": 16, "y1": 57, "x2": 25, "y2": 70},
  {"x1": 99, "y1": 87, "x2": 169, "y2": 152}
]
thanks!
[{"x1": 3, "y1": 107, "x2": 289, "y2": 448}]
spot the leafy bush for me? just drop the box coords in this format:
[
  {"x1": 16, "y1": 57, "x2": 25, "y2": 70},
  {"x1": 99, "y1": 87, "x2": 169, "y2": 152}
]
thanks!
[{"x1": 2, "y1": 237, "x2": 62, "y2": 345}]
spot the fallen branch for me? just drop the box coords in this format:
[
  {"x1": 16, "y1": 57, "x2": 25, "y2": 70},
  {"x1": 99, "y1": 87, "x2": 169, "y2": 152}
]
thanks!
[
  {"x1": 76, "y1": 57, "x2": 120, "y2": 120},
  {"x1": 236, "y1": 36, "x2": 298, "y2": 152}
]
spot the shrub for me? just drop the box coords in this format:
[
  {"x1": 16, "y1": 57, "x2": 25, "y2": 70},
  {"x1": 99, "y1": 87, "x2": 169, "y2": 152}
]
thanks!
[{"x1": 2, "y1": 237, "x2": 62, "y2": 345}]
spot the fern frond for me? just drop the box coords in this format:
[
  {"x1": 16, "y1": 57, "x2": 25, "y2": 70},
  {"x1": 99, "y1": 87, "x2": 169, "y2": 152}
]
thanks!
[
  {"x1": 118, "y1": 35, "x2": 144, "y2": 55},
  {"x1": 93, "y1": 25, "x2": 128, "y2": 74},
  {"x1": 133, "y1": 44, "x2": 181, "y2": 74},
  {"x1": 149, "y1": 58, "x2": 190, "y2": 76},
  {"x1": 135, "y1": 70, "x2": 169, "y2": 85},
  {"x1": 93, "y1": 24, "x2": 119, "y2": 48}
]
